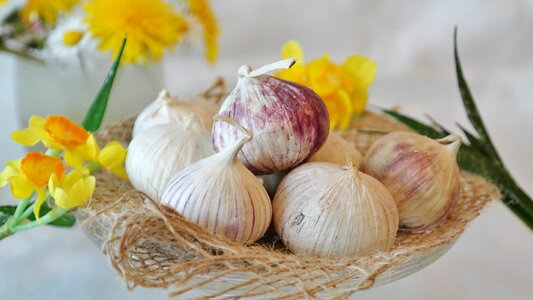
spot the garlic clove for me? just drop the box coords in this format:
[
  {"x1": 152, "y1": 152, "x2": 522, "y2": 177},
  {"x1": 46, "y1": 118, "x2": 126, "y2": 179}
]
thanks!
[
  {"x1": 126, "y1": 119, "x2": 213, "y2": 201},
  {"x1": 212, "y1": 59, "x2": 330, "y2": 175},
  {"x1": 273, "y1": 162, "x2": 399, "y2": 258},
  {"x1": 362, "y1": 131, "x2": 462, "y2": 231},
  {"x1": 161, "y1": 115, "x2": 272, "y2": 244},
  {"x1": 308, "y1": 131, "x2": 363, "y2": 166},
  {"x1": 133, "y1": 89, "x2": 219, "y2": 137}
]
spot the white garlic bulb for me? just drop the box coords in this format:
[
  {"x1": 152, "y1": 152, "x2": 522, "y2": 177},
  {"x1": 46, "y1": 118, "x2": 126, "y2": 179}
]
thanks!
[
  {"x1": 362, "y1": 132, "x2": 462, "y2": 231},
  {"x1": 126, "y1": 120, "x2": 213, "y2": 201},
  {"x1": 273, "y1": 163, "x2": 398, "y2": 258},
  {"x1": 212, "y1": 59, "x2": 330, "y2": 175},
  {"x1": 161, "y1": 115, "x2": 272, "y2": 244},
  {"x1": 308, "y1": 131, "x2": 363, "y2": 165},
  {"x1": 132, "y1": 89, "x2": 218, "y2": 137}
]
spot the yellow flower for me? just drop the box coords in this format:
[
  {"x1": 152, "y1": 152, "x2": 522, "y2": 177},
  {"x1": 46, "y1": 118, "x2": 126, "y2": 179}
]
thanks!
[
  {"x1": 20, "y1": 0, "x2": 79, "y2": 25},
  {"x1": 0, "y1": 153, "x2": 66, "y2": 220},
  {"x1": 84, "y1": 0, "x2": 189, "y2": 64},
  {"x1": 275, "y1": 40, "x2": 377, "y2": 130},
  {"x1": 11, "y1": 115, "x2": 128, "y2": 178},
  {"x1": 79, "y1": 137, "x2": 128, "y2": 179},
  {"x1": 49, "y1": 169, "x2": 95, "y2": 209},
  {"x1": 186, "y1": 0, "x2": 219, "y2": 64}
]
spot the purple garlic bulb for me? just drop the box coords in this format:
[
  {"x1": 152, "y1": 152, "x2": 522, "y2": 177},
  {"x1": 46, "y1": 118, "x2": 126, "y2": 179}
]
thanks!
[{"x1": 212, "y1": 59, "x2": 330, "y2": 175}]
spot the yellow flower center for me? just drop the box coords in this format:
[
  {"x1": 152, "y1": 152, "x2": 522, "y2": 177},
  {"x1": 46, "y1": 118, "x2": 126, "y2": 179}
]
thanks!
[
  {"x1": 21, "y1": 153, "x2": 65, "y2": 187},
  {"x1": 0, "y1": 0, "x2": 7, "y2": 5},
  {"x1": 44, "y1": 116, "x2": 89, "y2": 148},
  {"x1": 63, "y1": 30, "x2": 84, "y2": 46}
]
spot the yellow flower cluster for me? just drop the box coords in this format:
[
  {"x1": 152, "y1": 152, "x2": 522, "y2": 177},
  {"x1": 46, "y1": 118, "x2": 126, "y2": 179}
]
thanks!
[
  {"x1": 0, "y1": 115, "x2": 127, "y2": 219},
  {"x1": 276, "y1": 41, "x2": 377, "y2": 130}
]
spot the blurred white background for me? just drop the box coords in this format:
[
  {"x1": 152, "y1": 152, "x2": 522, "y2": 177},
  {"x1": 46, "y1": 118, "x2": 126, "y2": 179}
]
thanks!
[{"x1": 1, "y1": 0, "x2": 532, "y2": 299}]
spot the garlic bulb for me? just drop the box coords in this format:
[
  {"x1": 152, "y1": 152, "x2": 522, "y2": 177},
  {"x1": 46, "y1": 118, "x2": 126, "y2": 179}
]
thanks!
[
  {"x1": 126, "y1": 120, "x2": 213, "y2": 201},
  {"x1": 308, "y1": 131, "x2": 363, "y2": 165},
  {"x1": 273, "y1": 163, "x2": 398, "y2": 258},
  {"x1": 212, "y1": 59, "x2": 330, "y2": 175},
  {"x1": 161, "y1": 115, "x2": 272, "y2": 244},
  {"x1": 132, "y1": 89, "x2": 218, "y2": 137},
  {"x1": 362, "y1": 132, "x2": 462, "y2": 231}
]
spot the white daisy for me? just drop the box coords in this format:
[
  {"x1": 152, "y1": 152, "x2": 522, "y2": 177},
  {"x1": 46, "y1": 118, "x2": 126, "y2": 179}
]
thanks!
[
  {"x1": 0, "y1": 0, "x2": 26, "y2": 24},
  {"x1": 44, "y1": 13, "x2": 97, "y2": 67}
]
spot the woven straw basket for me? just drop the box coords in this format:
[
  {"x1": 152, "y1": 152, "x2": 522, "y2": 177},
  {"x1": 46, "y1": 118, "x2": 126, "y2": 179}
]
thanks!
[{"x1": 77, "y1": 111, "x2": 500, "y2": 299}]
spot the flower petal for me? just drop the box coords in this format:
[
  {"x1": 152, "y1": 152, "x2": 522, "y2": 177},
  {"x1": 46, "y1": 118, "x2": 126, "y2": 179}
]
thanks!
[
  {"x1": 77, "y1": 134, "x2": 99, "y2": 161},
  {"x1": 33, "y1": 188, "x2": 47, "y2": 223},
  {"x1": 9, "y1": 176, "x2": 34, "y2": 199},
  {"x1": 342, "y1": 55, "x2": 377, "y2": 88},
  {"x1": 64, "y1": 150, "x2": 86, "y2": 169},
  {"x1": 10, "y1": 128, "x2": 44, "y2": 146},
  {"x1": 109, "y1": 166, "x2": 128, "y2": 180},
  {"x1": 0, "y1": 161, "x2": 21, "y2": 187},
  {"x1": 97, "y1": 141, "x2": 127, "y2": 170},
  {"x1": 282, "y1": 40, "x2": 304, "y2": 64},
  {"x1": 51, "y1": 188, "x2": 71, "y2": 210}
]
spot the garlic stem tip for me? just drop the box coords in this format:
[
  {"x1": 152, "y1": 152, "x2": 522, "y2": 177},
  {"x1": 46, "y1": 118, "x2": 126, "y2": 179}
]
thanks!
[
  {"x1": 158, "y1": 89, "x2": 170, "y2": 98},
  {"x1": 238, "y1": 65, "x2": 253, "y2": 78}
]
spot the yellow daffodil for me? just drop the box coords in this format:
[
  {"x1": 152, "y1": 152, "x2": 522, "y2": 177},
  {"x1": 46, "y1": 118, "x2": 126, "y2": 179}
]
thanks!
[
  {"x1": 20, "y1": 0, "x2": 79, "y2": 25},
  {"x1": 48, "y1": 169, "x2": 95, "y2": 209},
  {"x1": 275, "y1": 40, "x2": 377, "y2": 130},
  {"x1": 84, "y1": 0, "x2": 189, "y2": 64},
  {"x1": 186, "y1": 0, "x2": 219, "y2": 64},
  {"x1": 11, "y1": 115, "x2": 128, "y2": 178},
  {"x1": 0, "y1": 153, "x2": 66, "y2": 220}
]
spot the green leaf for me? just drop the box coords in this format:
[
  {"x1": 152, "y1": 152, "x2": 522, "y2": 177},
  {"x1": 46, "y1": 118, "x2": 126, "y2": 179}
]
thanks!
[
  {"x1": 382, "y1": 109, "x2": 445, "y2": 139},
  {"x1": 27, "y1": 203, "x2": 76, "y2": 227},
  {"x1": 454, "y1": 28, "x2": 503, "y2": 166},
  {"x1": 0, "y1": 215, "x2": 10, "y2": 226},
  {"x1": 0, "y1": 205, "x2": 17, "y2": 216},
  {"x1": 81, "y1": 37, "x2": 127, "y2": 132}
]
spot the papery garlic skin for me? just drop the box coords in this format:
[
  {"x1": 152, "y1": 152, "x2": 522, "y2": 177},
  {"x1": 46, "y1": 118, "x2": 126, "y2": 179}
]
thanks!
[
  {"x1": 133, "y1": 90, "x2": 218, "y2": 137},
  {"x1": 308, "y1": 131, "x2": 363, "y2": 165},
  {"x1": 161, "y1": 116, "x2": 272, "y2": 244},
  {"x1": 126, "y1": 121, "x2": 213, "y2": 201},
  {"x1": 212, "y1": 59, "x2": 330, "y2": 175},
  {"x1": 273, "y1": 163, "x2": 398, "y2": 258},
  {"x1": 362, "y1": 132, "x2": 462, "y2": 231}
]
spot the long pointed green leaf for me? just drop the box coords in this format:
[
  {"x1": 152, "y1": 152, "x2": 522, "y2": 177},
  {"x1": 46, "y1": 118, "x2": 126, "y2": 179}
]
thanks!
[
  {"x1": 382, "y1": 109, "x2": 444, "y2": 139},
  {"x1": 82, "y1": 37, "x2": 127, "y2": 132},
  {"x1": 454, "y1": 28, "x2": 503, "y2": 166}
]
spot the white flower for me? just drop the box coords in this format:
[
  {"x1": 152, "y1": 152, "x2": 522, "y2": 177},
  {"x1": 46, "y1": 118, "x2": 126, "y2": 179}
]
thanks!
[
  {"x1": 44, "y1": 14, "x2": 97, "y2": 67},
  {"x1": 0, "y1": 0, "x2": 25, "y2": 24}
]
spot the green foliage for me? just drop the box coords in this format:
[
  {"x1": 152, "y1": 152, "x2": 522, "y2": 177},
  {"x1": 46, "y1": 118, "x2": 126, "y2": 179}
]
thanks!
[{"x1": 82, "y1": 37, "x2": 127, "y2": 132}]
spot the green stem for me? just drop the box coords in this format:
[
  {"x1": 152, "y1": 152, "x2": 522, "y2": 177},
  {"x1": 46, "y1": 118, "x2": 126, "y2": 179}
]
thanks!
[
  {"x1": 0, "y1": 221, "x2": 14, "y2": 240},
  {"x1": 87, "y1": 161, "x2": 102, "y2": 173},
  {"x1": 19, "y1": 200, "x2": 37, "y2": 221},
  {"x1": 10, "y1": 208, "x2": 68, "y2": 232},
  {"x1": 45, "y1": 148, "x2": 62, "y2": 157},
  {"x1": 9, "y1": 197, "x2": 30, "y2": 228}
]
